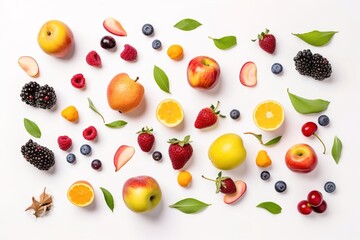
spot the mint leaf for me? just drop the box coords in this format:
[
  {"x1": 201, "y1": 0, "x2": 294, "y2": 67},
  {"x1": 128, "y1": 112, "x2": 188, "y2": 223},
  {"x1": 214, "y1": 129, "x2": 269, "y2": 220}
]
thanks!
[
  {"x1": 24, "y1": 118, "x2": 41, "y2": 138},
  {"x1": 331, "y1": 136, "x2": 342, "y2": 164},
  {"x1": 100, "y1": 187, "x2": 114, "y2": 212},
  {"x1": 105, "y1": 120, "x2": 127, "y2": 128}
]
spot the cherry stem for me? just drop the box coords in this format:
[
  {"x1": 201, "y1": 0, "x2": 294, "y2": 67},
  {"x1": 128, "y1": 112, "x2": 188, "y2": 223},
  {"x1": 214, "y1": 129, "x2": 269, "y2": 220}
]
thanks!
[
  {"x1": 313, "y1": 133, "x2": 326, "y2": 154},
  {"x1": 201, "y1": 175, "x2": 216, "y2": 182}
]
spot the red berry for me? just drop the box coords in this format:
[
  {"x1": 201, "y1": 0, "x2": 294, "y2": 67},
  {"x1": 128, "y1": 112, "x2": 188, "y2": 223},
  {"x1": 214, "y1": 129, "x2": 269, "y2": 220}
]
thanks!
[
  {"x1": 120, "y1": 44, "x2": 137, "y2": 62},
  {"x1": 252, "y1": 29, "x2": 276, "y2": 54},
  {"x1": 301, "y1": 121, "x2": 326, "y2": 154},
  {"x1": 71, "y1": 73, "x2": 86, "y2": 89},
  {"x1": 202, "y1": 171, "x2": 237, "y2": 194},
  {"x1": 194, "y1": 101, "x2": 225, "y2": 129},
  {"x1": 307, "y1": 190, "x2": 323, "y2": 207},
  {"x1": 86, "y1": 50, "x2": 102, "y2": 67},
  {"x1": 137, "y1": 126, "x2": 155, "y2": 152},
  {"x1": 297, "y1": 200, "x2": 313, "y2": 215},
  {"x1": 83, "y1": 126, "x2": 98, "y2": 141},
  {"x1": 312, "y1": 200, "x2": 327, "y2": 213},
  {"x1": 57, "y1": 135, "x2": 72, "y2": 151},
  {"x1": 168, "y1": 135, "x2": 193, "y2": 170}
]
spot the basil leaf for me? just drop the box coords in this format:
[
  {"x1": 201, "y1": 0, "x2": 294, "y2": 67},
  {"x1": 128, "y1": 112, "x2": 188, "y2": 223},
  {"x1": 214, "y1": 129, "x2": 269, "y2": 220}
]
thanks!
[
  {"x1": 292, "y1": 30, "x2": 338, "y2": 47},
  {"x1": 287, "y1": 88, "x2": 330, "y2": 114},
  {"x1": 24, "y1": 118, "x2": 41, "y2": 138},
  {"x1": 174, "y1": 18, "x2": 202, "y2": 31},
  {"x1": 169, "y1": 198, "x2": 211, "y2": 214},
  {"x1": 105, "y1": 120, "x2": 127, "y2": 128},
  {"x1": 257, "y1": 201, "x2": 282, "y2": 214},
  {"x1": 209, "y1": 36, "x2": 237, "y2": 50},
  {"x1": 100, "y1": 187, "x2": 114, "y2": 212},
  {"x1": 88, "y1": 97, "x2": 105, "y2": 123},
  {"x1": 244, "y1": 132, "x2": 263, "y2": 144},
  {"x1": 264, "y1": 136, "x2": 282, "y2": 146},
  {"x1": 331, "y1": 136, "x2": 342, "y2": 164},
  {"x1": 153, "y1": 65, "x2": 170, "y2": 94}
]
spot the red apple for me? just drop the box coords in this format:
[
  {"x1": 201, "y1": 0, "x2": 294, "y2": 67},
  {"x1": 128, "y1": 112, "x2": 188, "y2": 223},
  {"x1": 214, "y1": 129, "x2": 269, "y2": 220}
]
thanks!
[
  {"x1": 187, "y1": 56, "x2": 220, "y2": 89},
  {"x1": 285, "y1": 143, "x2": 318, "y2": 173},
  {"x1": 113, "y1": 145, "x2": 135, "y2": 172}
]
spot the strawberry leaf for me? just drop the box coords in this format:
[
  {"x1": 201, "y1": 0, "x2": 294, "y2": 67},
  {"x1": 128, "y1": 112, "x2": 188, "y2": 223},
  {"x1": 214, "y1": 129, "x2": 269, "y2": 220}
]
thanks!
[
  {"x1": 153, "y1": 65, "x2": 170, "y2": 94},
  {"x1": 174, "y1": 18, "x2": 202, "y2": 31},
  {"x1": 209, "y1": 36, "x2": 237, "y2": 50},
  {"x1": 24, "y1": 118, "x2": 41, "y2": 138}
]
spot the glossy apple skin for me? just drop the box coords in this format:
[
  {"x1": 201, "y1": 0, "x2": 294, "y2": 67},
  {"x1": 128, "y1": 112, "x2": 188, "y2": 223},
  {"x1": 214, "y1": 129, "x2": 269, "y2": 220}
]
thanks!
[
  {"x1": 285, "y1": 143, "x2": 318, "y2": 173},
  {"x1": 187, "y1": 56, "x2": 220, "y2": 89},
  {"x1": 38, "y1": 20, "x2": 74, "y2": 58},
  {"x1": 122, "y1": 176, "x2": 162, "y2": 213}
]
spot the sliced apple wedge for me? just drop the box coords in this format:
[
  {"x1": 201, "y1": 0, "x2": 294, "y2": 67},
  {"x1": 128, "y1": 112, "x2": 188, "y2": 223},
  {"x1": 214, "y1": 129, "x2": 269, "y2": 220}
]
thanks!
[
  {"x1": 239, "y1": 61, "x2": 257, "y2": 87},
  {"x1": 223, "y1": 180, "x2": 247, "y2": 204},
  {"x1": 114, "y1": 145, "x2": 135, "y2": 172},
  {"x1": 103, "y1": 17, "x2": 127, "y2": 36},
  {"x1": 18, "y1": 56, "x2": 39, "y2": 77}
]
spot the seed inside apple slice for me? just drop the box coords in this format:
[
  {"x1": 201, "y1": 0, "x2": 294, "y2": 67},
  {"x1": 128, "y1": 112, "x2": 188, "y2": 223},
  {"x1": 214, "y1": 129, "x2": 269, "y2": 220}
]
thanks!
[
  {"x1": 103, "y1": 17, "x2": 127, "y2": 36},
  {"x1": 114, "y1": 145, "x2": 135, "y2": 172},
  {"x1": 18, "y1": 56, "x2": 39, "y2": 77},
  {"x1": 239, "y1": 61, "x2": 257, "y2": 87},
  {"x1": 223, "y1": 180, "x2": 247, "y2": 204}
]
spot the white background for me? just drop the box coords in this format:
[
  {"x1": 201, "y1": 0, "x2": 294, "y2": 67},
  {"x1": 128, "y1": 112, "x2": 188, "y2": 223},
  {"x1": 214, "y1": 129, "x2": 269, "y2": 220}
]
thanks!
[{"x1": 1, "y1": 0, "x2": 359, "y2": 239}]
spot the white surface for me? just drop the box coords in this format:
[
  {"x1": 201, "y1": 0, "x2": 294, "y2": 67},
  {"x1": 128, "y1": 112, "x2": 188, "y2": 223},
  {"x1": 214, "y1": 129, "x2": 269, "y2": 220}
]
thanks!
[{"x1": 1, "y1": 0, "x2": 359, "y2": 239}]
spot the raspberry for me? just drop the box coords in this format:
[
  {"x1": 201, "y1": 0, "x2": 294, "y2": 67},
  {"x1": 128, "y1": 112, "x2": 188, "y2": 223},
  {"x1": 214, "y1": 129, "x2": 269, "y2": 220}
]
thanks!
[
  {"x1": 120, "y1": 44, "x2": 137, "y2": 61},
  {"x1": 57, "y1": 135, "x2": 72, "y2": 151},
  {"x1": 83, "y1": 126, "x2": 97, "y2": 141},
  {"x1": 71, "y1": 73, "x2": 86, "y2": 88},
  {"x1": 86, "y1": 50, "x2": 102, "y2": 67}
]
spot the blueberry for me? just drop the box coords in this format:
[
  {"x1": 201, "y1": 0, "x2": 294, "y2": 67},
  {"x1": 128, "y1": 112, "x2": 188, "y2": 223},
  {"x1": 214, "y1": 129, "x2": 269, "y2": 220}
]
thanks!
[
  {"x1": 142, "y1": 24, "x2": 154, "y2": 36},
  {"x1": 324, "y1": 181, "x2": 336, "y2": 193},
  {"x1": 152, "y1": 39, "x2": 162, "y2": 50},
  {"x1": 275, "y1": 180, "x2": 287, "y2": 192},
  {"x1": 100, "y1": 36, "x2": 116, "y2": 49},
  {"x1": 152, "y1": 151, "x2": 162, "y2": 161},
  {"x1": 260, "y1": 171, "x2": 270, "y2": 180},
  {"x1": 66, "y1": 153, "x2": 76, "y2": 163},
  {"x1": 318, "y1": 115, "x2": 330, "y2": 126},
  {"x1": 271, "y1": 63, "x2": 283, "y2": 74},
  {"x1": 80, "y1": 144, "x2": 92, "y2": 155},
  {"x1": 230, "y1": 109, "x2": 240, "y2": 120},
  {"x1": 91, "y1": 159, "x2": 102, "y2": 170}
]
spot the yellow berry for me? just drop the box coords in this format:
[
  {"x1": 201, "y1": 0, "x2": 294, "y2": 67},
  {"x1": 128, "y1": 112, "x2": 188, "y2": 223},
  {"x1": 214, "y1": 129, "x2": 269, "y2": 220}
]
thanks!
[
  {"x1": 61, "y1": 105, "x2": 79, "y2": 122},
  {"x1": 167, "y1": 44, "x2": 184, "y2": 61},
  {"x1": 177, "y1": 171, "x2": 192, "y2": 187},
  {"x1": 256, "y1": 150, "x2": 272, "y2": 167}
]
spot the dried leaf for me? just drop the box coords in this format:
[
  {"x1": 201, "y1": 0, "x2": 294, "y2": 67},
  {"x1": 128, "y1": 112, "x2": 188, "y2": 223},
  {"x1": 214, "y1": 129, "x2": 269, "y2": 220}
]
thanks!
[{"x1": 25, "y1": 188, "x2": 53, "y2": 218}]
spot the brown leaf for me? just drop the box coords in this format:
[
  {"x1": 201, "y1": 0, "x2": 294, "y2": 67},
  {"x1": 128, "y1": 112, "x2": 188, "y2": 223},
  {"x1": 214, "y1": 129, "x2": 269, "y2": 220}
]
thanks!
[
  {"x1": 25, "y1": 188, "x2": 53, "y2": 218},
  {"x1": 25, "y1": 197, "x2": 40, "y2": 212},
  {"x1": 39, "y1": 188, "x2": 52, "y2": 206}
]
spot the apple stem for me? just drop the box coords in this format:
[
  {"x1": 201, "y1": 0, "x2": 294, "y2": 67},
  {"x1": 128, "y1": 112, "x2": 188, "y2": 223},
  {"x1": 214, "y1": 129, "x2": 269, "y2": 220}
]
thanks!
[
  {"x1": 201, "y1": 175, "x2": 216, "y2": 182},
  {"x1": 134, "y1": 77, "x2": 139, "y2": 82},
  {"x1": 313, "y1": 133, "x2": 326, "y2": 154}
]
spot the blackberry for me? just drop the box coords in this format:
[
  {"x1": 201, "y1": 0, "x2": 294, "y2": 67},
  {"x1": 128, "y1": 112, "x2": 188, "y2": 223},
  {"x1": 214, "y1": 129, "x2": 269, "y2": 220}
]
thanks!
[
  {"x1": 21, "y1": 139, "x2": 55, "y2": 170},
  {"x1": 310, "y1": 53, "x2": 332, "y2": 80},
  {"x1": 35, "y1": 84, "x2": 57, "y2": 109},
  {"x1": 20, "y1": 81, "x2": 40, "y2": 107},
  {"x1": 294, "y1": 49, "x2": 313, "y2": 76}
]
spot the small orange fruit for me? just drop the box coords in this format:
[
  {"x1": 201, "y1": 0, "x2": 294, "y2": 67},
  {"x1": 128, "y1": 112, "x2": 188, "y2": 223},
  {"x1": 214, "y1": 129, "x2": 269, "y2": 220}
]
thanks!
[
  {"x1": 177, "y1": 171, "x2": 192, "y2": 187},
  {"x1": 253, "y1": 100, "x2": 284, "y2": 131},
  {"x1": 67, "y1": 180, "x2": 95, "y2": 207},
  {"x1": 61, "y1": 105, "x2": 79, "y2": 122},
  {"x1": 167, "y1": 44, "x2": 184, "y2": 61},
  {"x1": 156, "y1": 99, "x2": 184, "y2": 127},
  {"x1": 256, "y1": 150, "x2": 272, "y2": 167}
]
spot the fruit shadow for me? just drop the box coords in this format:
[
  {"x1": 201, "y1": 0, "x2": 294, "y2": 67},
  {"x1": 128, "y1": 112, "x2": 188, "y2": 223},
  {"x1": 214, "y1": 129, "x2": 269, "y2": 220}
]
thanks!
[
  {"x1": 123, "y1": 97, "x2": 147, "y2": 118},
  {"x1": 141, "y1": 199, "x2": 164, "y2": 220}
]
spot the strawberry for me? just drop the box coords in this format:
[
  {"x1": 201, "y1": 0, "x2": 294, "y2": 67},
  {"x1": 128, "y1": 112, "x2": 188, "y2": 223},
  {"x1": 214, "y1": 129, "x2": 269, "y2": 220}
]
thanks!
[
  {"x1": 202, "y1": 171, "x2": 237, "y2": 194},
  {"x1": 194, "y1": 101, "x2": 225, "y2": 129},
  {"x1": 136, "y1": 126, "x2": 155, "y2": 152},
  {"x1": 252, "y1": 29, "x2": 276, "y2": 54},
  {"x1": 168, "y1": 135, "x2": 193, "y2": 170}
]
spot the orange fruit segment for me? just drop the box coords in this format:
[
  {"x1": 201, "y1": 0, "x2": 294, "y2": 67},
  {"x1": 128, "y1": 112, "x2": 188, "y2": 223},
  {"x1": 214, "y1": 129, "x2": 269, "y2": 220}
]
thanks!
[
  {"x1": 156, "y1": 99, "x2": 184, "y2": 127},
  {"x1": 253, "y1": 100, "x2": 285, "y2": 131},
  {"x1": 67, "y1": 180, "x2": 95, "y2": 207}
]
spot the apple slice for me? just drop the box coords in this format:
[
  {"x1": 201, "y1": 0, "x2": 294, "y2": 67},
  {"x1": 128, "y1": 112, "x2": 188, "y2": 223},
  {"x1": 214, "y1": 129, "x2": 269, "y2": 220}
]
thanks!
[
  {"x1": 103, "y1": 17, "x2": 127, "y2": 36},
  {"x1": 114, "y1": 145, "x2": 135, "y2": 172},
  {"x1": 18, "y1": 56, "x2": 39, "y2": 77},
  {"x1": 239, "y1": 61, "x2": 257, "y2": 87},
  {"x1": 223, "y1": 180, "x2": 247, "y2": 204}
]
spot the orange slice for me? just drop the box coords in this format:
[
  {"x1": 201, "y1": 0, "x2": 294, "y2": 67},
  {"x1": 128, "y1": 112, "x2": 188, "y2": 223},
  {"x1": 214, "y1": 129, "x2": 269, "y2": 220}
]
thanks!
[
  {"x1": 67, "y1": 180, "x2": 95, "y2": 207},
  {"x1": 253, "y1": 100, "x2": 285, "y2": 131},
  {"x1": 156, "y1": 99, "x2": 184, "y2": 127}
]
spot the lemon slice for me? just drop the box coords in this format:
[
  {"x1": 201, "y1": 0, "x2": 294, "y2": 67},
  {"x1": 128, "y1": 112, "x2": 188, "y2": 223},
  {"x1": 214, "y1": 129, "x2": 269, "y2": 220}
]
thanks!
[
  {"x1": 253, "y1": 100, "x2": 285, "y2": 131},
  {"x1": 156, "y1": 99, "x2": 184, "y2": 127}
]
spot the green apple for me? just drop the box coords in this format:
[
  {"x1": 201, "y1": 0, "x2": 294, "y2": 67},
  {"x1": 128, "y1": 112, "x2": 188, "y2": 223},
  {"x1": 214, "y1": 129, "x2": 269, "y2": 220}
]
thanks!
[
  {"x1": 208, "y1": 133, "x2": 246, "y2": 170},
  {"x1": 122, "y1": 175, "x2": 162, "y2": 213}
]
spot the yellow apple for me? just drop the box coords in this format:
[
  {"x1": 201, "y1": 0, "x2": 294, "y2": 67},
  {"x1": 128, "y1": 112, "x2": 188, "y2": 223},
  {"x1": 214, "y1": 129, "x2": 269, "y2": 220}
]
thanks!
[{"x1": 37, "y1": 20, "x2": 74, "y2": 58}]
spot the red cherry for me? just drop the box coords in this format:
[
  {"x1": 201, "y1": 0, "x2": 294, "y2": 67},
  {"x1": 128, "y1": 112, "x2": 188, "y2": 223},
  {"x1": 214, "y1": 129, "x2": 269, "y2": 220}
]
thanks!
[
  {"x1": 297, "y1": 200, "x2": 313, "y2": 215},
  {"x1": 301, "y1": 121, "x2": 326, "y2": 154},
  {"x1": 312, "y1": 200, "x2": 327, "y2": 213},
  {"x1": 307, "y1": 190, "x2": 323, "y2": 207}
]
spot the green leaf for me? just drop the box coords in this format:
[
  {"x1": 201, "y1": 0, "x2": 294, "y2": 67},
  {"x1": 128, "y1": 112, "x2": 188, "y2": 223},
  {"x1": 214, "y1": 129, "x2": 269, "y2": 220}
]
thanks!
[
  {"x1": 169, "y1": 198, "x2": 211, "y2": 214},
  {"x1": 292, "y1": 30, "x2": 338, "y2": 46},
  {"x1": 209, "y1": 36, "x2": 237, "y2": 50},
  {"x1": 331, "y1": 136, "x2": 342, "y2": 164},
  {"x1": 153, "y1": 65, "x2": 170, "y2": 94},
  {"x1": 174, "y1": 18, "x2": 202, "y2": 31},
  {"x1": 257, "y1": 201, "x2": 282, "y2": 214},
  {"x1": 244, "y1": 132, "x2": 263, "y2": 144},
  {"x1": 88, "y1": 97, "x2": 105, "y2": 123},
  {"x1": 105, "y1": 120, "x2": 127, "y2": 128},
  {"x1": 24, "y1": 118, "x2": 41, "y2": 138},
  {"x1": 287, "y1": 88, "x2": 330, "y2": 114},
  {"x1": 100, "y1": 187, "x2": 114, "y2": 212},
  {"x1": 264, "y1": 136, "x2": 282, "y2": 146}
]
